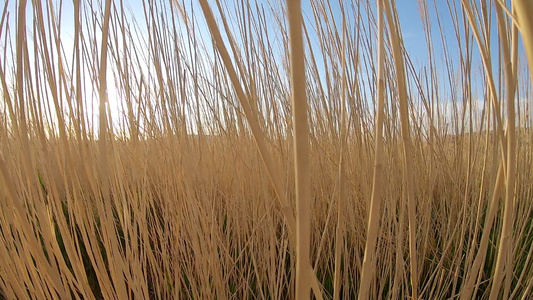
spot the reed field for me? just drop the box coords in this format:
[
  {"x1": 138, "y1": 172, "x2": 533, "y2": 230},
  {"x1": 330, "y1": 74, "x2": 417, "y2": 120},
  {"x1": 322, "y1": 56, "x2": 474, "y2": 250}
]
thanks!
[{"x1": 1, "y1": 0, "x2": 533, "y2": 298}]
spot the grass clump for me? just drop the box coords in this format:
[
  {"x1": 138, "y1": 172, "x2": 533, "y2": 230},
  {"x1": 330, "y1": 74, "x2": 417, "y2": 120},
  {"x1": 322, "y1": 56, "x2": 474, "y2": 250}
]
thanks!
[{"x1": 0, "y1": 0, "x2": 533, "y2": 299}]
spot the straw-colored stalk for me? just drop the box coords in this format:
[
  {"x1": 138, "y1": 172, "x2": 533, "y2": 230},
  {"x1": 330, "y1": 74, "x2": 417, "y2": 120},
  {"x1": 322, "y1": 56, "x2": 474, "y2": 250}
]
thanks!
[
  {"x1": 489, "y1": 2, "x2": 517, "y2": 299},
  {"x1": 383, "y1": 1, "x2": 418, "y2": 299},
  {"x1": 286, "y1": 0, "x2": 312, "y2": 298},
  {"x1": 333, "y1": 11, "x2": 348, "y2": 300},
  {"x1": 513, "y1": 1, "x2": 533, "y2": 79},
  {"x1": 359, "y1": 0, "x2": 386, "y2": 298},
  {"x1": 97, "y1": 0, "x2": 129, "y2": 297}
]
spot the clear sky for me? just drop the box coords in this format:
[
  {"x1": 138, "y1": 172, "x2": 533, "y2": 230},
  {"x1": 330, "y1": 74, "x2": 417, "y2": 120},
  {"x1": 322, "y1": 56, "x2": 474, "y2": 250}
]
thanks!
[
  {"x1": 2, "y1": 0, "x2": 524, "y2": 133},
  {"x1": 3, "y1": 0, "x2": 500, "y2": 79},
  {"x1": 0, "y1": 0, "x2": 506, "y2": 79}
]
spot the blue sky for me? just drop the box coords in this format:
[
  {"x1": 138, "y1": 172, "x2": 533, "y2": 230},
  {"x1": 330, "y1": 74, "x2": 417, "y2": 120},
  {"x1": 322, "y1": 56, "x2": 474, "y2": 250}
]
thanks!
[
  {"x1": 1, "y1": 0, "x2": 506, "y2": 77},
  {"x1": 3, "y1": 0, "x2": 526, "y2": 132},
  {"x1": 3, "y1": 0, "x2": 499, "y2": 83}
]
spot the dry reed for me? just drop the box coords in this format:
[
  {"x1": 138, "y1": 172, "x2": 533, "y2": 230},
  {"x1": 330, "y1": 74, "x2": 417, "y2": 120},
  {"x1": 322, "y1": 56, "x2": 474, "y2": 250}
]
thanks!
[{"x1": 0, "y1": 0, "x2": 532, "y2": 299}]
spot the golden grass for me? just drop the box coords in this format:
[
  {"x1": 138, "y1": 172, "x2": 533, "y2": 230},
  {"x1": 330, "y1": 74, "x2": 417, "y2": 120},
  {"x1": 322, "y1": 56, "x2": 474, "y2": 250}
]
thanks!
[{"x1": 0, "y1": 0, "x2": 532, "y2": 299}]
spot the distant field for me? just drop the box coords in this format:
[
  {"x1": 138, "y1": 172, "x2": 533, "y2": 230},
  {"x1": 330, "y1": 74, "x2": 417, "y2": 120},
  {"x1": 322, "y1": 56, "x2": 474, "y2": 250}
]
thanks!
[{"x1": 1, "y1": 0, "x2": 532, "y2": 299}]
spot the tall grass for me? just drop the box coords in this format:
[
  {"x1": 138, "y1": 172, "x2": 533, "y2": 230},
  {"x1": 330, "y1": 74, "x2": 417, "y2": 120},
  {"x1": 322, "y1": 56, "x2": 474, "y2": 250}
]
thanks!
[{"x1": 0, "y1": 0, "x2": 532, "y2": 299}]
